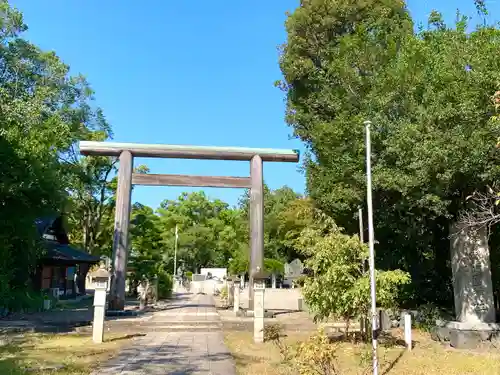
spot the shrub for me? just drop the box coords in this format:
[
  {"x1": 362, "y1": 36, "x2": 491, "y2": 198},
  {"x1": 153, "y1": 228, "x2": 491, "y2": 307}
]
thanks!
[
  {"x1": 265, "y1": 324, "x2": 341, "y2": 374},
  {"x1": 7, "y1": 287, "x2": 46, "y2": 313},
  {"x1": 157, "y1": 271, "x2": 173, "y2": 299},
  {"x1": 296, "y1": 226, "x2": 410, "y2": 340},
  {"x1": 220, "y1": 285, "x2": 228, "y2": 300},
  {"x1": 355, "y1": 344, "x2": 373, "y2": 368},
  {"x1": 264, "y1": 323, "x2": 291, "y2": 361},
  {"x1": 185, "y1": 271, "x2": 193, "y2": 281},
  {"x1": 414, "y1": 303, "x2": 452, "y2": 332},
  {"x1": 294, "y1": 275, "x2": 307, "y2": 288},
  {"x1": 293, "y1": 328, "x2": 341, "y2": 375}
]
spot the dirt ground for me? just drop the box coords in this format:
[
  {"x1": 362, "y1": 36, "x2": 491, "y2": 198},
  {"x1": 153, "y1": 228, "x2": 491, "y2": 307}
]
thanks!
[
  {"x1": 218, "y1": 308, "x2": 317, "y2": 332},
  {"x1": 223, "y1": 317, "x2": 500, "y2": 375}
]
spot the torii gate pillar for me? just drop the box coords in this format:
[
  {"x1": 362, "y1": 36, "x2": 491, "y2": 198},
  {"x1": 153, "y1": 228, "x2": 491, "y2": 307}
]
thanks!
[
  {"x1": 109, "y1": 150, "x2": 133, "y2": 310},
  {"x1": 249, "y1": 155, "x2": 264, "y2": 311}
]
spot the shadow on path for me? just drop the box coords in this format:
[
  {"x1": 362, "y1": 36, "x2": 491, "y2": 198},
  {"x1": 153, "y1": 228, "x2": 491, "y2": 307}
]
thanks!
[{"x1": 94, "y1": 293, "x2": 236, "y2": 374}]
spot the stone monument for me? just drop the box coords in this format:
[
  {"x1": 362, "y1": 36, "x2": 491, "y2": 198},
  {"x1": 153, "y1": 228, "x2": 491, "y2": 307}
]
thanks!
[
  {"x1": 285, "y1": 259, "x2": 304, "y2": 288},
  {"x1": 444, "y1": 223, "x2": 499, "y2": 348},
  {"x1": 284, "y1": 258, "x2": 304, "y2": 278}
]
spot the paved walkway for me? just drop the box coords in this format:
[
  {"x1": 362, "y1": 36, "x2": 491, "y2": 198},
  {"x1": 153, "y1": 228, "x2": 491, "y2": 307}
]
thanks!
[{"x1": 93, "y1": 293, "x2": 236, "y2": 375}]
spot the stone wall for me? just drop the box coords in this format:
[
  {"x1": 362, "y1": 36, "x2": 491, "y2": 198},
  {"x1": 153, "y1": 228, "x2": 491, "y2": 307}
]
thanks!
[
  {"x1": 239, "y1": 288, "x2": 303, "y2": 310},
  {"x1": 190, "y1": 279, "x2": 225, "y2": 295}
]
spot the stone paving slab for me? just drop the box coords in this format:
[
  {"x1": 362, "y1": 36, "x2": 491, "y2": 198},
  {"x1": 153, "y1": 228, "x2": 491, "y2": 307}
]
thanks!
[{"x1": 92, "y1": 293, "x2": 236, "y2": 375}]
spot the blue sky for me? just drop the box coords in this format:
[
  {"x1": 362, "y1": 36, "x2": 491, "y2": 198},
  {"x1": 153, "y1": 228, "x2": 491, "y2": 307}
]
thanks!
[{"x1": 10, "y1": 0, "x2": 500, "y2": 208}]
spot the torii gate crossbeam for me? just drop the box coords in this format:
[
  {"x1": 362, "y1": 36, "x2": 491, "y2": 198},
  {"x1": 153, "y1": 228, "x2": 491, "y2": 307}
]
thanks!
[{"x1": 79, "y1": 141, "x2": 299, "y2": 311}]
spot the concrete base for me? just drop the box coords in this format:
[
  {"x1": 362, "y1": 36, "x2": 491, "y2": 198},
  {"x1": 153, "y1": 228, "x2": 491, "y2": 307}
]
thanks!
[
  {"x1": 430, "y1": 326, "x2": 451, "y2": 342},
  {"x1": 446, "y1": 321, "x2": 500, "y2": 330},
  {"x1": 236, "y1": 309, "x2": 275, "y2": 318},
  {"x1": 432, "y1": 321, "x2": 500, "y2": 349},
  {"x1": 298, "y1": 298, "x2": 309, "y2": 312}
]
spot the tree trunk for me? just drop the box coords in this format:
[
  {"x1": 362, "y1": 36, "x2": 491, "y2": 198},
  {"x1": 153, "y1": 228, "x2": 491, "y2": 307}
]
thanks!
[{"x1": 77, "y1": 263, "x2": 90, "y2": 295}]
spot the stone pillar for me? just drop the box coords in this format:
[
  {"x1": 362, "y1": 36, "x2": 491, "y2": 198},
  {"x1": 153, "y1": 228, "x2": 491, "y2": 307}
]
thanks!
[
  {"x1": 93, "y1": 298, "x2": 106, "y2": 344},
  {"x1": 253, "y1": 274, "x2": 266, "y2": 343},
  {"x1": 227, "y1": 278, "x2": 234, "y2": 307},
  {"x1": 90, "y1": 268, "x2": 111, "y2": 344},
  {"x1": 152, "y1": 277, "x2": 158, "y2": 304},
  {"x1": 233, "y1": 282, "x2": 240, "y2": 313},
  {"x1": 450, "y1": 223, "x2": 495, "y2": 324}
]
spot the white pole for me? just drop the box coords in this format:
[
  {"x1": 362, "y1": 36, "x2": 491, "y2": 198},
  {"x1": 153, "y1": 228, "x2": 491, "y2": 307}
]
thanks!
[
  {"x1": 404, "y1": 313, "x2": 412, "y2": 351},
  {"x1": 173, "y1": 224, "x2": 178, "y2": 276},
  {"x1": 359, "y1": 207, "x2": 365, "y2": 273},
  {"x1": 358, "y1": 207, "x2": 367, "y2": 337},
  {"x1": 365, "y1": 120, "x2": 379, "y2": 375}
]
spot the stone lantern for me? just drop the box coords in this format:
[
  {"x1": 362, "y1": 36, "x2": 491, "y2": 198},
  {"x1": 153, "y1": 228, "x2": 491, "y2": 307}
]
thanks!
[{"x1": 90, "y1": 267, "x2": 111, "y2": 344}]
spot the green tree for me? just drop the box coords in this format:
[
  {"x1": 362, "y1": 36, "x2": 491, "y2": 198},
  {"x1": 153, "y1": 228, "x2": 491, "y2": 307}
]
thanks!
[
  {"x1": 127, "y1": 203, "x2": 164, "y2": 292},
  {"x1": 65, "y1": 145, "x2": 116, "y2": 257},
  {"x1": 68, "y1": 162, "x2": 151, "y2": 254},
  {"x1": 239, "y1": 185, "x2": 303, "y2": 261},
  {"x1": 228, "y1": 251, "x2": 249, "y2": 275},
  {"x1": 0, "y1": 0, "x2": 110, "y2": 306},
  {"x1": 158, "y1": 192, "x2": 245, "y2": 272},
  {"x1": 210, "y1": 207, "x2": 249, "y2": 268},
  {"x1": 276, "y1": 197, "x2": 320, "y2": 261},
  {"x1": 264, "y1": 258, "x2": 284, "y2": 274},
  {"x1": 295, "y1": 212, "x2": 410, "y2": 338},
  {"x1": 279, "y1": 0, "x2": 500, "y2": 305}
]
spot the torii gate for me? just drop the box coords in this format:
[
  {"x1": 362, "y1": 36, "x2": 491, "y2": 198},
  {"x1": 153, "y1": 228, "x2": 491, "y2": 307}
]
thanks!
[{"x1": 79, "y1": 141, "x2": 299, "y2": 310}]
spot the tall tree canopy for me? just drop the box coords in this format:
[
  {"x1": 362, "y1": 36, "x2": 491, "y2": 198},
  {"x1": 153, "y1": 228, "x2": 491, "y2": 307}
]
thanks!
[
  {"x1": 130, "y1": 188, "x2": 308, "y2": 277},
  {"x1": 0, "y1": 0, "x2": 110, "y2": 304},
  {"x1": 239, "y1": 185, "x2": 303, "y2": 261},
  {"x1": 158, "y1": 192, "x2": 246, "y2": 272},
  {"x1": 279, "y1": 0, "x2": 500, "y2": 305}
]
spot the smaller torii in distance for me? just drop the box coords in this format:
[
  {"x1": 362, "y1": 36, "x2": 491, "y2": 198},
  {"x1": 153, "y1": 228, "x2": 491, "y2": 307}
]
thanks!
[{"x1": 79, "y1": 141, "x2": 300, "y2": 311}]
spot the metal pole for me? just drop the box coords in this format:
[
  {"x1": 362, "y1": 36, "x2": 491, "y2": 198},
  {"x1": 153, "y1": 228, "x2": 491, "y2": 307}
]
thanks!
[
  {"x1": 173, "y1": 224, "x2": 178, "y2": 276},
  {"x1": 364, "y1": 120, "x2": 378, "y2": 375}
]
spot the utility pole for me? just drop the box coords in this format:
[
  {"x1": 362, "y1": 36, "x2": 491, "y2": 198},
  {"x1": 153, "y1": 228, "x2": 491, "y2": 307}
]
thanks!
[
  {"x1": 365, "y1": 120, "x2": 379, "y2": 375},
  {"x1": 173, "y1": 224, "x2": 178, "y2": 276}
]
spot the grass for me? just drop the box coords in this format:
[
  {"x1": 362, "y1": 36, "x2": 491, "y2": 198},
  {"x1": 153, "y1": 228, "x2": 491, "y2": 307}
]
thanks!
[
  {"x1": 0, "y1": 332, "x2": 136, "y2": 374},
  {"x1": 224, "y1": 329, "x2": 500, "y2": 375}
]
